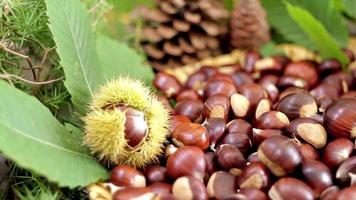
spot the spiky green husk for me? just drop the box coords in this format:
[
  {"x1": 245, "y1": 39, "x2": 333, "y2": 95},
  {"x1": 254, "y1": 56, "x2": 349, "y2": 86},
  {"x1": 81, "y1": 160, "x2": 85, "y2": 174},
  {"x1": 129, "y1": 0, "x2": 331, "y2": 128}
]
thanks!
[{"x1": 83, "y1": 77, "x2": 169, "y2": 168}]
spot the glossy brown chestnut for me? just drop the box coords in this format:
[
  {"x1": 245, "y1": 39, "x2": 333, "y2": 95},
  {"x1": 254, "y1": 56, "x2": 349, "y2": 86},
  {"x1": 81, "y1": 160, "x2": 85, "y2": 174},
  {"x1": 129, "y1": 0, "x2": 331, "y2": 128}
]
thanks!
[
  {"x1": 276, "y1": 92, "x2": 318, "y2": 120},
  {"x1": 216, "y1": 144, "x2": 246, "y2": 170},
  {"x1": 143, "y1": 166, "x2": 168, "y2": 184},
  {"x1": 323, "y1": 72, "x2": 353, "y2": 93},
  {"x1": 207, "y1": 171, "x2": 236, "y2": 199},
  {"x1": 254, "y1": 111, "x2": 290, "y2": 130},
  {"x1": 169, "y1": 115, "x2": 191, "y2": 134},
  {"x1": 230, "y1": 93, "x2": 251, "y2": 118},
  {"x1": 284, "y1": 60, "x2": 318, "y2": 86},
  {"x1": 199, "y1": 66, "x2": 219, "y2": 78},
  {"x1": 186, "y1": 71, "x2": 206, "y2": 95},
  {"x1": 322, "y1": 138, "x2": 354, "y2": 170},
  {"x1": 302, "y1": 160, "x2": 333, "y2": 197},
  {"x1": 247, "y1": 152, "x2": 261, "y2": 163},
  {"x1": 286, "y1": 117, "x2": 327, "y2": 149},
  {"x1": 259, "y1": 74, "x2": 280, "y2": 85},
  {"x1": 203, "y1": 94, "x2": 230, "y2": 119},
  {"x1": 231, "y1": 71, "x2": 254, "y2": 88},
  {"x1": 255, "y1": 98, "x2": 272, "y2": 120},
  {"x1": 153, "y1": 72, "x2": 182, "y2": 98},
  {"x1": 113, "y1": 187, "x2": 154, "y2": 200},
  {"x1": 204, "y1": 152, "x2": 217, "y2": 176},
  {"x1": 237, "y1": 83, "x2": 267, "y2": 108},
  {"x1": 324, "y1": 98, "x2": 356, "y2": 138},
  {"x1": 172, "y1": 176, "x2": 208, "y2": 200},
  {"x1": 244, "y1": 50, "x2": 262, "y2": 73},
  {"x1": 320, "y1": 186, "x2": 340, "y2": 200},
  {"x1": 261, "y1": 82, "x2": 279, "y2": 103},
  {"x1": 239, "y1": 188, "x2": 268, "y2": 200},
  {"x1": 207, "y1": 72, "x2": 234, "y2": 84},
  {"x1": 268, "y1": 177, "x2": 314, "y2": 200},
  {"x1": 219, "y1": 131, "x2": 252, "y2": 156},
  {"x1": 257, "y1": 135, "x2": 302, "y2": 176},
  {"x1": 202, "y1": 118, "x2": 226, "y2": 149},
  {"x1": 237, "y1": 162, "x2": 270, "y2": 191},
  {"x1": 254, "y1": 56, "x2": 285, "y2": 75},
  {"x1": 172, "y1": 123, "x2": 209, "y2": 150},
  {"x1": 176, "y1": 89, "x2": 201, "y2": 102},
  {"x1": 226, "y1": 119, "x2": 252, "y2": 136},
  {"x1": 278, "y1": 87, "x2": 307, "y2": 100},
  {"x1": 335, "y1": 185, "x2": 356, "y2": 200},
  {"x1": 165, "y1": 144, "x2": 178, "y2": 158},
  {"x1": 166, "y1": 146, "x2": 206, "y2": 180},
  {"x1": 296, "y1": 143, "x2": 320, "y2": 161},
  {"x1": 318, "y1": 59, "x2": 342, "y2": 77},
  {"x1": 110, "y1": 165, "x2": 146, "y2": 188},
  {"x1": 336, "y1": 156, "x2": 356, "y2": 185},
  {"x1": 113, "y1": 106, "x2": 148, "y2": 148},
  {"x1": 204, "y1": 79, "x2": 236, "y2": 98},
  {"x1": 316, "y1": 96, "x2": 334, "y2": 113},
  {"x1": 252, "y1": 128, "x2": 283, "y2": 147},
  {"x1": 277, "y1": 75, "x2": 309, "y2": 90},
  {"x1": 174, "y1": 99, "x2": 203, "y2": 122}
]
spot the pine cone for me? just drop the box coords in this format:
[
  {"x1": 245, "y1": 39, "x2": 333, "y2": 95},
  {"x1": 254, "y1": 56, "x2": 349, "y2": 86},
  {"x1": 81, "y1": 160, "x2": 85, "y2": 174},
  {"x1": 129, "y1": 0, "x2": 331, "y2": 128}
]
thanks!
[
  {"x1": 230, "y1": 0, "x2": 270, "y2": 49},
  {"x1": 140, "y1": 0, "x2": 229, "y2": 70}
]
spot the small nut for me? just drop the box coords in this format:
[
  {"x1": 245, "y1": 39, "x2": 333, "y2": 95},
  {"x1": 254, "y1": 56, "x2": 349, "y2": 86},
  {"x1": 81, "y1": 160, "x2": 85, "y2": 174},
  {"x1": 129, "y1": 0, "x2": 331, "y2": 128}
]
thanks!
[
  {"x1": 276, "y1": 92, "x2": 317, "y2": 120},
  {"x1": 204, "y1": 79, "x2": 236, "y2": 98},
  {"x1": 144, "y1": 166, "x2": 168, "y2": 184},
  {"x1": 286, "y1": 117, "x2": 327, "y2": 149},
  {"x1": 268, "y1": 177, "x2": 314, "y2": 200},
  {"x1": 203, "y1": 94, "x2": 230, "y2": 119},
  {"x1": 172, "y1": 123, "x2": 210, "y2": 150},
  {"x1": 277, "y1": 75, "x2": 309, "y2": 90},
  {"x1": 336, "y1": 156, "x2": 356, "y2": 186},
  {"x1": 202, "y1": 118, "x2": 226, "y2": 149},
  {"x1": 284, "y1": 60, "x2": 318, "y2": 86},
  {"x1": 258, "y1": 135, "x2": 302, "y2": 177},
  {"x1": 237, "y1": 83, "x2": 267, "y2": 108},
  {"x1": 219, "y1": 131, "x2": 251, "y2": 157},
  {"x1": 320, "y1": 186, "x2": 340, "y2": 200},
  {"x1": 110, "y1": 165, "x2": 146, "y2": 188},
  {"x1": 237, "y1": 162, "x2": 270, "y2": 191},
  {"x1": 113, "y1": 187, "x2": 155, "y2": 200},
  {"x1": 174, "y1": 99, "x2": 203, "y2": 122},
  {"x1": 255, "y1": 98, "x2": 272, "y2": 119},
  {"x1": 176, "y1": 89, "x2": 201, "y2": 102},
  {"x1": 226, "y1": 119, "x2": 252, "y2": 136},
  {"x1": 172, "y1": 176, "x2": 208, "y2": 200},
  {"x1": 252, "y1": 128, "x2": 282, "y2": 146},
  {"x1": 231, "y1": 71, "x2": 254, "y2": 88},
  {"x1": 296, "y1": 143, "x2": 320, "y2": 161},
  {"x1": 239, "y1": 188, "x2": 268, "y2": 200},
  {"x1": 322, "y1": 138, "x2": 354, "y2": 170},
  {"x1": 254, "y1": 111, "x2": 290, "y2": 130},
  {"x1": 216, "y1": 144, "x2": 245, "y2": 170},
  {"x1": 230, "y1": 93, "x2": 250, "y2": 118},
  {"x1": 334, "y1": 185, "x2": 356, "y2": 200},
  {"x1": 207, "y1": 171, "x2": 236, "y2": 199},
  {"x1": 153, "y1": 72, "x2": 182, "y2": 98}
]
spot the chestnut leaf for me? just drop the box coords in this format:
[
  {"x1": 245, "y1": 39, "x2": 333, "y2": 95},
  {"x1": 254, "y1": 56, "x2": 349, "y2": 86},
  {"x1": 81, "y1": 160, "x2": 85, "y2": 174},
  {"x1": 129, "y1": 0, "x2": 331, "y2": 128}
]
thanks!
[
  {"x1": 0, "y1": 81, "x2": 108, "y2": 188},
  {"x1": 286, "y1": 2, "x2": 349, "y2": 66}
]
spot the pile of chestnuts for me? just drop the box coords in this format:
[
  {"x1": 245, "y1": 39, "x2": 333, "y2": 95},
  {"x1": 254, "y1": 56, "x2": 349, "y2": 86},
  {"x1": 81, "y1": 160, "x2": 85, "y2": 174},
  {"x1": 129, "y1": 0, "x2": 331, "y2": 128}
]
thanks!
[{"x1": 94, "y1": 50, "x2": 356, "y2": 200}]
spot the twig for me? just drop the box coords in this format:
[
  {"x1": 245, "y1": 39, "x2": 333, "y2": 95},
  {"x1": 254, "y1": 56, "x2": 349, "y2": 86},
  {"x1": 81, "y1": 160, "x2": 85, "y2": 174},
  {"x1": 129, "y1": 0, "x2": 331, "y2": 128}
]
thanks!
[
  {"x1": 0, "y1": 73, "x2": 63, "y2": 85},
  {"x1": 0, "y1": 42, "x2": 37, "y2": 80}
]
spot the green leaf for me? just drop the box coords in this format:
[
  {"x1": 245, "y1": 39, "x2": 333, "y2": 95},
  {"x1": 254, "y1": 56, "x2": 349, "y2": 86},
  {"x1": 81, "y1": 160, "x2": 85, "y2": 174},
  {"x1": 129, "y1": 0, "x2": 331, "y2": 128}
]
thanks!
[
  {"x1": 96, "y1": 35, "x2": 154, "y2": 85},
  {"x1": 261, "y1": 0, "x2": 348, "y2": 48},
  {"x1": 0, "y1": 81, "x2": 108, "y2": 188},
  {"x1": 342, "y1": 0, "x2": 356, "y2": 19},
  {"x1": 286, "y1": 2, "x2": 349, "y2": 65},
  {"x1": 45, "y1": 0, "x2": 101, "y2": 115}
]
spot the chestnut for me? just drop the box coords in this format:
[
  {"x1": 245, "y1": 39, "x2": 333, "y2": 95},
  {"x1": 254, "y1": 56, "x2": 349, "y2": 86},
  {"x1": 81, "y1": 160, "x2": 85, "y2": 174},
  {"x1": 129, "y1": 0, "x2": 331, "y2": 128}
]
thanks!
[
  {"x1": 316, "y1": 96, "x2": 333, "y2": 113},
  {"x1": 268, "y1": 177, "x2": 314, "y2": 200},
  {"x1": 113, "y1": 187, "x2": 154, "y2": 200},
  {"x1": 310, "y1": 83, "x2": 341, "y2": 100},
  {"x1": 202, "y1": 118, "x2": 226, "y2": 149},
  {"x1": 172, "y1": 176, "x2": 208, "y2": 200},
  {"x1": 174, "y1": 99, "x2": 203, "y2": 122},
  {"x1": 257, "y1": 135, "x2": 302, "y2": 176},
  {"x1": 171, "y1": 123, "x2": 210, "y2": 150},
  {"x1": 207, "y1": 171, "x2": 236, "y2": 199},
  {"x1": 286, "y1": 117, "x2": 327, "y2": 149},
  {"x1": 199, "y1": 66, "x2": 219, "y2": 78},
  {"x1": 254, "y1": 111, "x2": 290, "y2": 130},
  {"x1": 204, "y1": 79, "x2": 236, "y2": 98},
  {"x1": 335, "y1": 185, "x2": 356, "y2": 200},
  {"x1": 324, "y1": 98, "x2": 356, "y2": 138},
  {"x1": 153, "y1": 72, "x2": 182, "y2": 98},
  {"x1": 244, "y1": 50, "x2": 262, "y2": 73},
  {"x1": 207, "y1": 72, "x2": 234, "y2": 84},
  {"x1": 176, "y1": 89, "x2": 201, "y2": 102},
  {"x1": 169, "y1": 115, "x2": 191, "y2": 134},
  {"x1": 322, "y1": 138, "x2": 354, "y2": 170},
  {"x1": 231, "y1": 71, "x2": 254, "y2": 88},
  {"x1": 237, "y1": 83, "x2": 267, "y2": 108},
  {"x1": 320, "y1": 186, "x2": 340, "y2": 200},
  {"x1": 261, "y1": 82, "x2": 279, "y2": 103},
  {"x1": 226, "y1": 119, "x2": 252, "y2": 136},
  {"x1": 259, "y1": 74, "x2": 280, "y2": 85},
  {"x1": 252, "y1": 128, "x2": 282, "y2": 147},
  {"x1": 277, "y1": 75, "x2": 309, "y2": 90},
  {"x1": 216, "y1": 144, "x2": 245, "y2": 170},
  {"x1": 166, "y1": 146, "x2": 206, "y2": 180},
  {"x1": 302, "y1": 160, "x2": 333, "y2": 197},
  {"x1": 237, "y1": 162, "x2": 270, "y2": 191},
  {"x1": 165, "y1": 144, "x2": 178, "y2": 158},
  {"x1": 284, "y1": 60, "x2": 318, "y2": 86},
  {"x1": 203, "y1": 94, "x2": 230, "y2": 119},
  {"x1": 278, "y1": 87, "x2": 307, "y2": 100},
  {"x1": 318, "y1": 59, "x2": 342, "y2": 77},
  {"x1": 342, "y1": 48, "x2": 355, "y2": 62},
  {"x1": 186, "y1": 71, "x2": 206, "y2": 95},
  {"x1": 247, "y1": 152, "x2": 261, "y2": 163},
  {"x1": 110, "y1": 165, "x2": 146, "y2": 188},
  {"x1": 296, "y1": 143, "x2": 320, "y2": 161},
  {"x1": 254, "y1": 56, "x2": 285, "y2": 75},
  {"x1": 276, "y1": 92, "x2": 317, "y2": 120},
  {"x1": 148, "y1": 182, "x2": 172, "y2": 196},
  {"x1": 336, "y1": 156, "x2": 356, "y2": 186},
  {"x1": 219, "y1": 131, "x2": 252, "y2": 156},
  {"x1": 143, "y1": 165, "x2": 168, "y2": 184},
  {"x1": 204, "y1": 152, "x2": 218, "y2": 177},
  {"x1": 255, "y1": 98, "x2": 272, "y2": 119},
  {"x1": 230, "y1": 93, "x2": 250, "y2": 118},
  {"x1": 239, "y1": 188, "x2": 268, "y2": 200}
]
